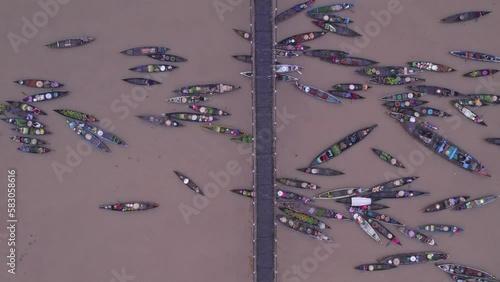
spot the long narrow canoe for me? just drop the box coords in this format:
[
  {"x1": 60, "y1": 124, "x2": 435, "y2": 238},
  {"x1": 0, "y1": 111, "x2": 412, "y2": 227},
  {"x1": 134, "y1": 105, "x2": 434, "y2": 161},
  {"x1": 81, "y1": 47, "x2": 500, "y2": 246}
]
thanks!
[
  {"x1": 352, "y1": 213, "x2": 381, "y2": 243},
  {"x1": 66, "y1": 120, "x2": 110, "y2": 152},
  {"x1": 274, "y1": 49, "x2": 301, "y2": 58},
  {"x1": 327, "y1": 91, "x2": 365, "y2": 100},
  {"x1": 129, "y1": 64, "x2": 177, "y2": 72},
  {"x1": 368, "y1": 177, "x2": 419, "y2": 192},
  {"x1": 333, "y1": 83, "x2": 370, "y2": 91},
  {"x1": 485, "y1": 138, "x2": 500, "y2": 146},
  {"x1": 173, "y1": 84, "x2": 240, "y2": 95},
  {"x1": 0, "y1": 104, "x2": 36, "y2": 120},
  {"x1": 463, "y1": 69, "x2": 498, "y2": 77},
  {"x1": 2, "y1": 118, "x2": 44, "y2": 128},
  {"x1": 468, "y1": 94, "x2": 500, "y2": 104},
  {"x1": 321, "y1": 56, "x2": 378, "y2": 66},
  {"x1": 452, "y1": 195, "x2": 499, "y2": 211},
  {"x1": 294, "y1": 82, "x2": 342, "y2": 104},
  {"x1": 307, "y1": 3, "x2": 355, "y2": 14},
  {"x1": 17, "y1": 146, "x2": 50, "y2": 154},
  {"x1": 308, "y1": 13, "x2": 353, "y2": 24},
  {"x1": 54, "y1": 109, "x2": 98, "y2": 122},
  {"x1": 232, "y1": 55, "x2": 252, "y2": 63},
  {"x1": 278, "y1": 31, "x2": 326, "y2": 45},
  {"x1": 368, "y1": 190, "x2": 429, "y2": 199},
  {"x1": 441, "y1": 11, "x2": 491, "y2": 23},
  {"x1": 368, "y1": 76, "x2": 425, "y2": 85},
  {"x1": 231, "y1": 189, "x2": 254, "y2": 198},
  {"x1": 76, "y1": 122, "x2": 127, "y2": 147},
  {"x1": 454, "y1": 97, "x2": 491, "y2": 107},
  {"x1": 277, "y1": 189, "x2": 313, "y2": 203},
  {"x1": 233, "y1": 29, "x2": 251, "y2": 41},
  {"x1": 397, "y1": 226, "x2": 437, "y2": 246},
  {"x1": 408, "y1": 85, "x2": 463, "y2": 97},
  {"x1": 147, "y1": 54, "x2": 187, "y2": 62},
  {"x1": 356, "y1": 204, "x2": 390, "y2": 211},
  {"x1": 12, "y1": 127, "x2": 49, "y2": 135},
  {"x1": 121, "y1": 46, "x2": 169, "y2": 56},
  {"x1": 231, "y1": 135, "x2": 253, "y2": 143},
  {"x1": 276, "y1": 0, "x2": 315, "y2": 23},
  {"x1": 451, "y1": 101, "x2": 487, "y2": 126},
  {"x1": 310, "y1": 124, "x2": 377, "y2": 166},
  {"x1": 122, "y1": 78, "x2": 160, "y2": 86},
  {"x1": 166, "y1": 112, "x2": 216, "y2": 122},
  {"x1": 355, "y1": 264, "x2": 397, "y2": 272},
  {"x1": 355, "y1": 66, "x2": 421, "y2": 77},
  {"x1": 14, "y1": 79, "x2": 63, "y2": 88},
  {"x1": 372, "y1": 148, "x2": 405, "y2": 168},
  {"x1": 379, "y1": 252, "x2": 449, "y2": 266},
  {"x1": 363, "y1": 217, "x2": 402, "y2": 245},
  {"x1": 275, "y1": 43, "x2": 310, "y2": 51},
  {"x1": 297, "y1": 167, "x2": 344, "y2": 176},
  {"x1": 387, "y1": 106, "x2": 451, "y2": 118},
  {"x1": 240, "y1": 71, "x2": 299, "y2": 82},
  {"x1": 380, "y1": 92, "x2": 425, "y2": 101},
  {"x1": 446, "y1": 273, "x2": 498, "y2": 282},
  {"x1": 387, "y1": 112, "x2": 439, "y2": 130},
  {"x1": 188, "y1": 105, "x2": 229, "y2": 116},
  {"x1": 278, "y1": 202, "x2": 350, "y2": 220},
  {"x1": 408, "y1": 61, "x2": 456, "y2": 72},
  {"x1": 201, "y1": 125, "x2": 248, "y2": 137},
  {"x1": 279, "y1": 207, "x2": 330, "y2": 229},
  {"x1": 422, "y1": 196, "x2": 470, "y2": 213},
  {"x1": 277, "y1": 178, "x2": 320, "y2": 189},
  {"x1": 394, "y1": 118, "x2": 489, "y2": 176},
  {"x1": 46, "y1": 37, "x2": 95, "y2": 48},
  {"x1": 313, "y1": 21, "x2": 361, "y2": 37},
  {"x1": 174, "y1": 171, "x2": 204, "y2": 196},
  {"x1": 275, "y1": 64, "x2": 303, "y2": 73},
  {"x1": 359, "y1": 210, "x2": 404, "y2": 226},
  {"x1": 7, "y1": 101, "x2": 46, "y2": 115},
  {"x1": 301, "y1": 49, "x2": 349, "y2": 58},
  {"x1": 99, "y1": 202, "x2": 158, "y2": 211},
  {"x1": 22, "y1": 91, "x2": 68, "y2": 103},
  {"x1": 136, "y1": 115, "x2": 181, "y2": 127},
  {"x1": 277, "y1": 215, "x2": 333, "y2": 242},
  {"x1": 314, "y1": 187, "x2": 369, "y2": 200},
  {"x1": 11, "y1": 136, "x2": 46, "y2": 145},
  {"x1": 450, "y1": 51, "x2": 500, "y2": 63},
  {"x1": 436, "y1": 264, "x2": 496, "y2": 280},
  {"x1": 417, "y1": 224, "x2": 463, "y2": 234},
  {"x1": 167, "y1": 96, "x2": 210, "y2": 104}
]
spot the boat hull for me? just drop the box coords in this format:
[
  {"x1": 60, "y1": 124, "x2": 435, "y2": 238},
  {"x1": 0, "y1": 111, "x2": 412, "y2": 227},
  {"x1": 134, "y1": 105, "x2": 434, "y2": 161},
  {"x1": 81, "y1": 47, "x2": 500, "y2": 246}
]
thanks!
[{"x1": 46, "y1": 37, "x2": 95, "y2": 48}]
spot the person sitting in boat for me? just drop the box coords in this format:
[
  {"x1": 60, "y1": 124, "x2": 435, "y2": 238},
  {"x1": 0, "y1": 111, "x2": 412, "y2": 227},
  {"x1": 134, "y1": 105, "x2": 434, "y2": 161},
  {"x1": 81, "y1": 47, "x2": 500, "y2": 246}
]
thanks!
[
  {"x1": 417, "y1": 129, "x2": 433, "y2": 144},
  {"x1": 231, "y1": 129, "x2": 240, "y2": 136}
]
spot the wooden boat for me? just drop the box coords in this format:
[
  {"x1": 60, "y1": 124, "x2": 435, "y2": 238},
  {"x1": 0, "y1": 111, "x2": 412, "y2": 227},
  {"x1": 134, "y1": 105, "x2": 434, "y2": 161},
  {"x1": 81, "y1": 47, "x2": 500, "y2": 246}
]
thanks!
[
  {"x1": 76, "y1": 122, "x2": 127, "y2": 147},
  {"x1": 173, "y1": 84, "x2": 240, "y2": 95},
  {"x1": 278, "y1": 202, "x2": 350, "y2": 220},
  {"x1": 387, "y1": 106, "x2": 451, "y2": 118},
  {"x1": 336, "y1": 197, "x2": 378, "y2": 206},
  {"x1": 371, "y1": 148, "x2": 405, "y2": 168},
  {"x1": 17, "y1": 145, "x2": 50, "y2": 154},
  {"x1": 308, "y1": 13, "x2": 353, "y2": 24},
  {"x1": 463, "y1": 69, "x2": 498, "y2": 77},
  {"x1": 277, "y1": 178, "x2": 320, "y2": 189},
  {"x1": 327, "y1": 91, "x2": 365, "y2": 100},
  {"x1": 387, "y1": 112, "x2": 439, "y2": 131},
  {"x1": 279, "y1": 207, "x2": 330, "y2": 229},
  {"x1": 275, "y1": 43, "x2": 310, "y2": 51},
  {"x1": 359, "y1": 210, "x2": 404, "y2": 226},
  {"x1": 14, "y1": 79, "x2": 63, "y2": 88},
  {"x1": 296, "y1": 167, "x2": 344, "y2": 176},
  {"x1": 368, "y1": 76, "x2": 425, "y2": 85},
  {"x1": 310, "y1": 124, "x2": 377, "y2": 166},
  {"x1": 166, "y1": 113, "x2": 216, "y2": 123},
  {"x1": 233, "y1": 29, "x2": 251, "y2": 41},
  {"x1": 453, "y1": 98, "x2": 488, "y2": 107},
  {"x1": 394, "y1": 119, "x2": 490, "y2": 176},
  {"x1": 380, "y1": 92, "x2": 426, "y2": 101},
  {"x1": 368, "y1": 190, "x2": 429, "y2": 199},
  {"x1": 201, "y1": 125, "x2": 248, "y2": 137},
  {"x1": 2, "y1": 118, "x2": 44, "y2": 128},
  {"x1": 446, "y1": 273, "x2": 499, "y2": 282},
  {"x1": 120, "y1": 46, "x2": 169, "y2": 55},
  {"x1": 188, "y1": 105, "x2": 229, "y2": 116},
  {"x1": 0, "y1": 104, "x2": 36, "y2": 120},
  {"x1": 11, "y1": 136, "x2": 46, "y2": 145},
  {"x1": 277, "y1": 214, "x2": 333, "y2": 242},
  {"x1": 314, "y1": 187, "x2": 369, "y2": 200},
  {"x1": 321, "y1": 56, "x2": 378, "y2": 66},
  {"x1": 379, "y1": 252, "x2": 449, "y2": 266},
  {"x1": 485, "y1": 138, "x2": 500, "y2": 146},
  {"x1": 357, "y1": 203, "x2": 389, "y2": 211},
  {"x1": 313, "y1": 21, "x2": 361, "y2": 37},
  {"x1": 275, "y1": 64, "x2": 303, "y2": 73},
  {"x1": 307, "y1": 3, "x2": 355, "y2": 14},
  {"x1": 417, "y1": 224, "x2": 463, "y2": 234},
  {"x1": 469, "y1": 94, "x2": 500, "y2": 104},
  {"x1": 231, "y1": 135, "x2": 253, "y2": 143},
  {"x1": 451, "y1": 101, "x2": 487, "y2": 126},
  {"x1": 276, "y1": 74, "x2": 299, "y2": 82},
  {"x1": 147, "y1": 54, "x2": 187, "y2": 62},
  {"x1": 436, "y1": 264, "x2": 496, "y2": 280},
  {"x1": 408, "y1": 61, "x2": 455, "y2": 72},
  {"x1": 12, "y1": 127, "x2": 49, "y2": 135},
  {"x1": 355, "y1": 264, "x2": 397, "y2": 271},
  {"x1": 275, "y1": 0, "x2": 315, "y2": 23},
  {"x1": 277, "y1": 189, "x2": 313, "y2": 203},
  {"x1": 363, "y1": 216, "x2": 402, "y2": 245},
  {"x1": 231, "y1": 189, "x2": 254, "y2": 198},
  {"x1": 356, "y1": 66, "x2": 421, "y2": 77},
  {"x1": 167, "y1": 96, "x2": 210, "y2": 104},
  {"x1": 422, "y1": 196, "x2": 470, "y2": 213},
  {"x1": 66, "y1": 120, "x2": 110, "y2": 152},
  {"x1": 441, "y1": 11, "x2": 491, "y2": 23},
  {"x1": 7, "y1": 101, "x2": 46, "y2": 115},
  {"x1": 122, "y1": 78, "x2": 161, "y2": 86},
  {"x1": 99, "y1": 202, "x2": 158, "y2": 212},
  {"x1": 278, "y1": 31, "x2": 326, "y2": 45},
  {"x1": 352, "y1": 213, "x2": 381, "y2": 243},
  {"x1": 136, "y1": 115, "x2": 181, "y2": 127},
  {"x1": 274, "y1": 49, "x2": 301, "y2": 58},
  {"x1": 294, "y1": 82, "x2": 342, "y2": 104},
  {"x1": 301, "y1": 49, "x2": 349, "y2": 58},
  {"x1": 332, "y1": 85, "x2": 369, "y2": 94},
  {"x1": 174, "y1": 171, "x2": 204, "y2": 196},
  {"x1": 450, "y1": 50, "x2": 500, "y2": 63},
  {"x1": 408, "y1": 85, "x2": 462, "y2": 97},
  {"x1": 398, "y1": 226, "x2": 437, "y2": 245},
  {"x1": 54, "y1": 109, "x2": 98, "y2": 122},
  {"x1": 129, "y1": 64, "x2": 177, "y2": 72},
  {"x1": 452, "y1": 195, "x2": 499, "y2": 211},
  {"x1": 232, "y1": 55, "x2": 252, "y2": 63},
  {"x1": 369, "y1": 177, "x2": 419, "y2": 192},
  {"x1": 46, "y1": 37, "x2": 95, "y2": 48},
  {"x1": 22, "y1": 91, "x2": 68, "y2": 103}
]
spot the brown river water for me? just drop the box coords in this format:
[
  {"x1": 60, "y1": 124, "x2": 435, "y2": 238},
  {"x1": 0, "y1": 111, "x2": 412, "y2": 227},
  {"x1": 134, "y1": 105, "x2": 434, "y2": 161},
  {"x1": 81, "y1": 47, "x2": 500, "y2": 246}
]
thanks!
[{"x1": 0, "y1": 0, "x2": 499, "y2": 282}]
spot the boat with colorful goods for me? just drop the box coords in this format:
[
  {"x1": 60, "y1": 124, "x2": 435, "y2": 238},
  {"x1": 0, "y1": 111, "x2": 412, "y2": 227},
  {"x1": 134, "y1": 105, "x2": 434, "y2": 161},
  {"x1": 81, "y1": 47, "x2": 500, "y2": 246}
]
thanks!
[
  {"x1": 356, "y1": 66, "x2": 421, "y2": 77},
  {"x1": 366, "y1": 217, "x2": 402, "y2": 245},
  {"x1": 301, "y1": 49, "x2": 349, "y2": 58},
  {"x1": 277, "y1": 178, "x2": 320, "y2": 189},
  {"x1": 275, "y1": 43, "x2": 310, "y2": 51},
  {"x1": 453, "y1": 98, "x2": 488, "y2": 107},
  {"x1": 357, "y1": 210, "x2": 404, "y2": 226},
  {"x1": 66, "y1": 120, "x2": 109, "y2": 152},
  {"x1": 11, "y1": 136, "x2": 46, "y2": 145},
  {"x1": 368, "y1": 177, "x2": 419, "y2": 192},
  {"x1": 356, "y1": 203, "x2": 389, "y2": 211},
  {"x1": 277, "y1": 214, "x2": 333, "y2": 242},
  {"x1": 422, "y1": 196, "x2": 470, "y2": 213},
  {"x1": 2, "y1": 118, "x2": 44, "y2": 128},
  {"x1": 7, "y1": 101, "x2": 46, "y2": 115},
  {"x1": 355, "y1": 264, "x2": 397, "y2": 272},
  {"x1": 450, "y1": 51, "x2": 500, "y2": 63},
  {"x1": 277, "y1": 189, "x2": 313, "y2": 203},
  {"x1": 147, "y1": 54, "x2": 187, "y2": 62},
  {"x1": 446, "y1": 274, "x2": 499, "y2": 282},
  {"x1": 14, "y1": 79, "x2": 63, "y2": 88},
  {"x1": 387, "y1": 112, "x2": 439, "y2": 130},
  {"x1": 463, "y1": 69, "x2": 498, "y2": 77},
  {"x1": 397, "y1": 226, "x2": 437, "y2": 246},
  {"x1": 275, "y1": 0, "x2": 314, "y2": 23},
  {"x1": 313, "y1": 20, "x2": 361, "y2": 37},
  {"x1": 333, "y1": 83, "x2": 370, "y2": 91},
  {"x1": 379, "y1": 252, "x2": 449, "y2": 266},
  {"x1": 22, "y1": 91, "x2": 68, "y2": 103},
  {"x1": 188, "y1": 105, "x2": 229, "y2": 116},
  {"x1": 0, "y1": 104, "x2": 36, "y2": 120},
  {"x1": 231, "y1": 189, "x2": 254, "y2": 198},
  {"x1": 75, "y1": 121, "x2": 127, "y2": 147},
  {"x1": 275, "y1": 64, "x2": 303, "y2": 73},
  {"x1": 321, "y1": 56, "x2": 378, "y2": 66},
  {"x1": 368, "y1": 190, "x2": 429, "y2": 199},
  {"x1": 136, "y1": 115, "x2": 181, "y2": 127},
  {"x1": 314, "y1": 187, "x2": 369, "y2": 200},
  {"x1": 233, "y1": 29, "x2": 251, "y2": 40},
  {"x1": 173, "y1": 84, "x2": 240, "y2": 95},
  {"x1": 166, "y1": 113, "x2": 216, "y2": 123},
  {"x1": 274, "y1": 49, "x2": 301, "y2": 58},
  {"x1": 46, "y1": 36, "x2": 95, "y2": 48},
  {"x1": 327, "y1": 91, "x2": 364, "y2": 100},
  {"x1": 129, "y1": 64, "x2": 177, "y2": 72},
  {"x1": 408, "y1": 85, "x2": 462, "y2": 97},
  {"x1": 54, "y1": 109, "x2": 98, "y2": 122},
  {"x1": 368, "y1": 76, "x2": 425, "y2": 85},
  {"x1": 167, "y1": 95, "x2": 210, "y2": 104},
  {"x1": 436, "y1": 264, "x2": 496, "y2": 280},
  {"x1": 441, "y1": 11, "x2": 491, "y2": 23},
  {"x1": 200, "y1": 125, "x2": 248, "y2": 137},
  {"x1": 380, "y1": 92, "x2": 426, "y2": 101},
  {"x1": 371, "y1": 148, "x2": 405, "y2": 168},
  {"x1": 391, "y1": 116, "x2": 490, "y2": 176},
  {"x1": 408, "y1": 61, "x2": 456, "y2": 72},
  {"x1": 174, "y1": 171, "x2": 204, "y2": 196},
  {"x1": 452, "y1": 195, "x2": 499, "y2": 211},
  {"x1": 278, "y1": 202, "x2": 350, "y2": 220},
  {"x1": 294, "y1": 82, "x2": 342, "y2": 103},
  {"x1": 451, "y1": 101, "x2": 487, "y2": 126},
  {"x1": 122, "y1": 78, "x2": 161, "y2": 86},
  {"x1": 12, "y1": 127, "x2": 49, "y2": 135},
  {"x1": 308, "y1": 13, "x2": 353, "y2": 24},
  {"x1": 231, "y1": 135, "x2": 253, "y2": 143},
  {"x1": 17, "y1": 146, "x2": 50, "y2": 154},
  {"x1": 279, "y1": 206, "x2": 330, "y2": 229},
  {"x1": 233, "y1": 55, "x2": 252, "y2": 63},
  {"x1": 469, "y1": 94, "x2": 500, "y2": 104},
  {"x1": 120, "y1": 46, "x2": 169, "y2": 55},
  {"x1": 387, "y1": 106, "x2": 451, "y2": 118},
  {"x1": 306, "y1": 3, "x2": 354, "y2": 14},
  {"x1": 485, "y1": 138, "x2": 500, "y2": 146},
  {"x1": 310, "y1": 124, "x2": 377, "y2": 166},
  {"x1": 99, "y1": 202, "x2": 158, "y2": 212},
  {"x1": 417, "y1": 224, "x2": 463, "y2": 234},
  {"x1": 278, "y1": 31, "x2": 326, "y2": 45},
  {"x1": 296, "y1": 167, "x2": 344, "y2": 176},
  {"x1": 352, "y1": 213, "x2": 381, "y2": 243}
]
